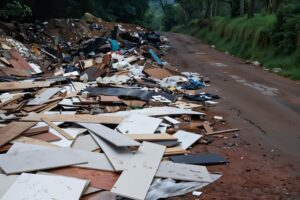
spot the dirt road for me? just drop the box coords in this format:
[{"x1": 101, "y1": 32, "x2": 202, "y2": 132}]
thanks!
[{"x1": 162, "y1": 32, "x2": 300, "y2": 200}]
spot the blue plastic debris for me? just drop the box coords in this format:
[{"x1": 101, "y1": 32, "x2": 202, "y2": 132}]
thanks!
[
  {"x1": 109, "y1": 39, "x2": 120, "y2": 52},
  {"x1": 149, "y1": 49, "x2": 163, "y2": 66}
]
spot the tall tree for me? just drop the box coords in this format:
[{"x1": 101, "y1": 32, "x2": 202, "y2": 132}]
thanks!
[{"x1": 248, "y1": 0, "x2": 255, "y2": 18}]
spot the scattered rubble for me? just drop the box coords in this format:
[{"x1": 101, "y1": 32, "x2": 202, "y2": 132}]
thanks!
[{"x1": 0, "y1": 14, "x2": 240, "y2": 200}]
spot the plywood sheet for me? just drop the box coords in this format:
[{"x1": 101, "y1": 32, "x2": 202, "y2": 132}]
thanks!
[
  {"x1": 12, "y1": 136, "x2": 59, "y2": 147},
  {"x1": 78, "y1": 123, "x2": 140, "y2": 147},
  {"x1": 90, "y1": 132, "x2": 133, "y2": 172},
  {"x1": 21, "y1": 114, "x2": 124, "y2": 124},
  {"x1": 1, "y1": 173, "x2": 87, "y2": 200},
  {"x1": 30, "y1": 132, "x2": 62, "y2": 142},
  {"x1": 144, "y1": 67, "x2": 174, "y2": 79},
  {"x1": 111, "y1": 142, "x2": 165, "y2": 200},
  {"x1": 174, "y1": 130, "x2": 202, "y2": 150},
  {"x1": 116, "y1": 113, "x2": 162, "y2": 134},
  {"x1": 0, "y1": 147, "x2": 87, "y2": 174},
  {"x1": 47, "y1": 167, "x2": 119, "y2": 190},
  {"x1": 0, "y1": 122, "x2": 36, "y2": 147},
  {"x1": 0, "y1": 81, "x2": 52, "y2": 92},
  {"x1": 155, "y1": 161, "x2": 212, "y2": 182}
]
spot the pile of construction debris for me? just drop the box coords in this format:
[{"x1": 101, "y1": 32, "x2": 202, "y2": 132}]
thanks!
[{"x1": 0, "y1": 14, "x2": 239, "y2": 200}]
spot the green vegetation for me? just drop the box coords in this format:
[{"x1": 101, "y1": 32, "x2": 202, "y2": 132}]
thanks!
[{"x1": 156, "y1": 0, "x2": 300, "y2": 80}]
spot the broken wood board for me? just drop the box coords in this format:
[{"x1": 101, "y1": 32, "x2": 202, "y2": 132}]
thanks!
[
  {"x1": 116, "y1": 113, "x2": 162, "y2": 134},
  {"x1": 0, "y1": 81, "x2": 53, "y2": 92},
  {"x1": 0, "y1": 95, "x2": 22, "y2": 109},
  {"x1": 27, "y1": 87, "x2": 61, "y2": 105},
  {"x1": 30, "y1": 132, "x2": 62, "y2": 142},
  {"x1": 0, "y1": 121, "x2": 36, "y2": 147},
  {"x1": 163, "y1": 116, "x2": 181, "y2": 125},
  {"x1": 1, "y1": 173, "x2": 88, "y2": 200},
  {"x1": 47, "y1": 167, "x2": 119, "y2": 190},
  {"x1": 12, "y1": 136, "x2": 59, "y2": 147},
  {"x1": 90, "y1": 132, "x2": 133, "y2": 172},
  {"x1": 155, "y1": 161, "x2": 212, "y2": 182},
  {"x1": 0, "y1": 147, "x2": 88, "y2": 174},
  {"x1": 78, "y1": 123, "x2": 140, "y2": 147},
  {"x1": 42, "y1": 118, "x2": 74, "y2": 140},
  {"x1": 174, "y1": 130, "x2": 202, "y2": 150},
  {"x1": 22, "y1": 126, "x2": 49, "y2": 136},
  {"x1": 111, "y1": 142, "x2": 165, "y2": 200},
  {"x1": 71, "y1": 134, "x2": 99, "y2": 152},
  {"x1": 164, "y1": 147, "x2": 190, "y2": 156},
  {"x1": 128, "y1": 133, "x2": 177, "y2": 141},
  {"x1": 203, "y1": 121, "x2": 213, "y2": 134},
  {"x1": 205, "y1": 128, "x2": 240, "y2": 136},
  {"x1": 21, "y1": 114, "x2": 124, "y2": 124}
]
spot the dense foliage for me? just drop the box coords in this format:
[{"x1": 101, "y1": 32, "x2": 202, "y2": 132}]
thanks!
[{"x1": 0, "y1": 0, "x2": 149, "y2": 23}]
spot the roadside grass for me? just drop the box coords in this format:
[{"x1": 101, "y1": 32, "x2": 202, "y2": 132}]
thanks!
[{"x1": 171, "y1": 15, "x2": 300, "y2": 80}]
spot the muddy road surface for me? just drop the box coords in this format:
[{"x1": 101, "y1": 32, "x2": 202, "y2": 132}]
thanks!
[{"x1": 162, "y1": 32, "x2": 300, "y2": 200}]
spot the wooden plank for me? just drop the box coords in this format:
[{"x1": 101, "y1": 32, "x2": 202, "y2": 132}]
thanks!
[
  {"x1": 22, "y1": 126, "x2": 49, "y2": 136},
  {"x1": 42, "y1": 118, "x2": 74, "y2": 140},
  {"x1": 0, "y1": 122, "x2": 36, "y2": 147},
  {"x1": 21, "y1": 114, "x2": 124, "y2": 124},
  {"x1": 128, "y1": 133, "x2": 177, "y2": 141},
  {"x1": 203, "y1": 121, "x2": 213, "y2": 134},
  {"x1": 90, "y1": 132, "x2": 133, "y2": 172},
  {"x1": 0, "y1": 95, "x2": 22, "y2": 109},
  {"x1": 1, "y1": 173, "x2": 87, "y2": 200},
  {"x1": 164, "y1": 147, "x2": 189, "y2": 156},
  {"x1": 206, "y1": 128, "x2": 240, "y2": 136},
  {"x1": 0, "y1": 81, "x2": 52, "y2": 92},
  {"x1": 11, "y1": 136, "x2": 59, "y2": 147},
  {"x1": 0, "y1": 148, "x2": 88, "y2": 174},
  {"x1": 30, "y1": 132, "x2": 62, "y2": 142},
  {"x1": 78, "y1": 123, "x2": 140, "y2": 147},
  {"x1": 155, "y1": 161, "x2": 212, "y2": 182},
  {"x1": 111, "y1": 142, "x2": 165, "y2": 200}
]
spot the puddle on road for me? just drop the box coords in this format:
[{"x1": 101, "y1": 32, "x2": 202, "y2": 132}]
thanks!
[{"x1": 229, "y1": 75, "x2": 279, "y2": 96}]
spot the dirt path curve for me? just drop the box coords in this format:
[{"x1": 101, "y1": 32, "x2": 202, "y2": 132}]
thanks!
[{"x1": 162, "y1": 32, "x2": 300, "y2": 200}]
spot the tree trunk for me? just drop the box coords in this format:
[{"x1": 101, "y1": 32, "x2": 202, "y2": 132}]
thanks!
[
  {"x1": 248, "y1": 0, "x2": 254, "y2": 18},
  {"x1": 240, "y1": 0, "x2": 244, "y2": 16},
  {"x1": 205, "y1": 0, "x2": 212, "y2": 19}
]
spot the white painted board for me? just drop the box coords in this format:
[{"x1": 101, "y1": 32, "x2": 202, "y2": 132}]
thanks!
[
  {"x1": 0, "y1": 147, "x2": 87, "y2": 174},
  {"x1": 155, "y1": 161, "x2": 212, "y2": 182},
  {"x1": 90, "y1": 132, "x2": 133, "y2": 172},
  {"x1": 0, "y1": 174, "x2": 18, "y2": 198},
  {"x1": 27, "y1": 87, "x2": 61, "y2": 105},
  {"x1": 174, "y1": 130, "x2": 202, "y2": 150},
  {"x1": 116, "y1": 113, "x2": 162, "y2": 134},
  {"x1": 78, "y1": 123, "x2": 140, "y2": 147},
  {"x1": 71, "y1": 134, "x2": 99, "y2": 151},
  {"x1": 1, "y1": 173, "x2": 87, "y2": 200},
  {"x1": 111, "y1": 142, "x2": 165, "y2": 200}
]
